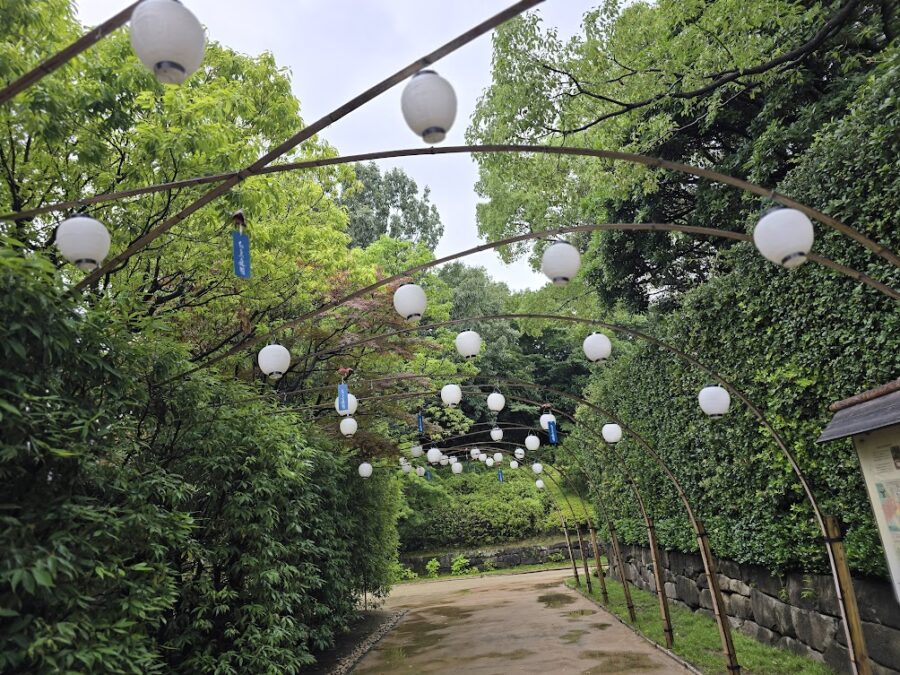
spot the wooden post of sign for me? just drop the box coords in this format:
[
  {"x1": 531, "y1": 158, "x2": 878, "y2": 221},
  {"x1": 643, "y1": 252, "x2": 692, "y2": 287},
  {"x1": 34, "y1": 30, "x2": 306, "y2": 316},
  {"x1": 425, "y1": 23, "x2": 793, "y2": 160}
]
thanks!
[
  {"x1": 575, "y1": 522, "x2": 594, "y2": 596},
  {"x1": 589, "y1": 524, "x2": 609, "y2": 604}
]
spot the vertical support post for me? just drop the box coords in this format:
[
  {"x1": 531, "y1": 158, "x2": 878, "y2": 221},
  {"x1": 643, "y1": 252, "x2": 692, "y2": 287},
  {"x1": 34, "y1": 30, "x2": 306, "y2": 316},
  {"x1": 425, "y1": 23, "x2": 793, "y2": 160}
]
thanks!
[
  {"x1": 589, "y1": 525, "x2": 609, "y2": 604},
  {"x1": 558, "y1": 510, "x2": 581, "y2": 586},
  {"x1": 646, "y1": 517, "x2": 675, "y2": 648},
  {"x1": 607, "y1": 520, "x2": 637, "y2": 623},
  {"x1": 575, "y1": 522, "x2": 594, "y2": 596},
  {"x1": 824, "y1": 515, "x2": 870, "y2": 675},
  {"x1": 694, "y1": 520, "x2": 740, "y2": 674}
]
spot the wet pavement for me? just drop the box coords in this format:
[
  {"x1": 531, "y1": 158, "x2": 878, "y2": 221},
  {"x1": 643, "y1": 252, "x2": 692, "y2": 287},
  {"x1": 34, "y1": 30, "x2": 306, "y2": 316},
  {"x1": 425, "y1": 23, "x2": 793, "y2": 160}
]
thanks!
[{"x1": 352, "y1": 568, "x2": 690, "y2": 674}]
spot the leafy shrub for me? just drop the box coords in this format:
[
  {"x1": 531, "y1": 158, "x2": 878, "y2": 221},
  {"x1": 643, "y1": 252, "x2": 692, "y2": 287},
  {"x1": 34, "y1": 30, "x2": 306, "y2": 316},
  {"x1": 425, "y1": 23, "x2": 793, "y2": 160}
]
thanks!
[
  {"x1": 450, "y1": 555, "x2": 471, "y2": 576},
  {"x1": 389, "y1": 562, "x2": 418, "y2": 582},
  {"x1": 548, "y1": 551, "x2": 566, "y2": 563},
  {"x1": 482, "y1": 559, "x2": 496, "y2": 572},
  {"x1": 425, "y1": 559, "x2": 441, "y2": 578}
]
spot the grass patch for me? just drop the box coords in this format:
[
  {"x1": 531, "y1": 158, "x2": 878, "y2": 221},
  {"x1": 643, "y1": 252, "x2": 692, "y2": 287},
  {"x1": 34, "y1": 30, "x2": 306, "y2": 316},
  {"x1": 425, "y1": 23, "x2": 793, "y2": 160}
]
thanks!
[
  {"x1": 398, "y1": 560, "x2": 573, "y2": 584},
  {"x1": 567, "y1": 577, "x2": 833, "y2": 675}
]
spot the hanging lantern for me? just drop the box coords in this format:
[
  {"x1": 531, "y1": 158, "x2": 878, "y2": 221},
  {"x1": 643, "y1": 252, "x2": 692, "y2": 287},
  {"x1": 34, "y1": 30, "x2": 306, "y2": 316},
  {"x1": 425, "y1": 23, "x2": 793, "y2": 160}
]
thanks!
[
  {"x1": 334, "y1": 393, "x2": 358, "y2": 416},
  {"x1": 449, "y1": 456, "x2": 458, "y2": 464},
  {"x1": 541, "y1": 241, "x2": 581, "y2": 285},
  {"x1": 469, "y1": 447, "x2": 480, "y2": 459},
  {"x1": 532, "y1": 462, "x2": 543, "y2": 475},
  {"x1": 441, "y1": 384, "x2": 462, "y2": 407},
  {"x1": 601, "y1": 423, "x2": 622, "y2": 444},
  {"x1": 492, "y1": 452, "x2": 503, "y2": 463},
  {"x1": 55, "y1": 216, "x2": 112, "y2": 271},
  {"x1": 452, "y1": 462, "x2": 464, "y2": 474},
  {"x1": 583, "y1": 333, "x2": 612, "y2": 363},
  {"x1": 426, "y1": 447, "x2": 442, "y2": 463},
  {"x1": 410, "y1": 445, "x2": 424, "y2": 458},
  {"x1": 539, "y1": 413, "x2": 557, "y2": 431},
  {"x1": 486, "y1": 457, "x2": 495, "y2": 468},
  {"x1": 440, "y1": 457, "x2": 449, "y2": 466},
  {"x1": 525, "y1": 434, "x2": 540, "y2": 451},
  {"x1": 535, "y1": 479, "x2": 545, "y2": 490},
  {"x1": 399, "y1": 457, "x2": 408, "y2": 465},
  {"x1": 454, "y1": 330, "x2": 482, "y2": 359},
  {"x1": 257, "y1": 344, "x2": 291, "y2": 379},
  {"x1": 130, "y1": 0, "x2": 205, "y2": 85},
  {"x1": 514, "y1": 448, "x2": 525, "y2": 460},
  {"x1": 478, "y1": 453, "x2": 487, "y2": 462},
  {"x1": 490, "y1": 427, "x2": 503, "y2": 441},
  {"x1": 400, "y1": 70, "x2": 457, "y2": 143},
  {"x1": 509, "y1": 460, "x2": 519, "y2": 469},
  {"x1": 416, "y1": 466, "x2": 426, "y2": 477},
  {"x1": 393, "y1": 283, "x2": 427, "y2": 321},
  {"x1": 401, "y1": 463, "x2": 411, "y2": 474},
  {"x1": 753, "y1": 208, "x2": 814, "y2": 268},
  {"x1": 358, "y1": 462, "x2": 373, "y2": 479},
  {"x1": 487, "y1": 392, "x2": 506, "y2": 412},
  {"x1": 340, "y1": 417, "x2": 358, "y2": 437},
  {"x1": 698, "y1": 385, "x2": 731, "y2": 418}
]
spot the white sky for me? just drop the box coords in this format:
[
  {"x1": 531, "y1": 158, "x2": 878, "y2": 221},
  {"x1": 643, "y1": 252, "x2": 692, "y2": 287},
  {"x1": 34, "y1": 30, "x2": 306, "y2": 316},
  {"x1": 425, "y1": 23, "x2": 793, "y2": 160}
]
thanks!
[{"x1": 75, "y1": 1, "x2": 587, "y2": 290}]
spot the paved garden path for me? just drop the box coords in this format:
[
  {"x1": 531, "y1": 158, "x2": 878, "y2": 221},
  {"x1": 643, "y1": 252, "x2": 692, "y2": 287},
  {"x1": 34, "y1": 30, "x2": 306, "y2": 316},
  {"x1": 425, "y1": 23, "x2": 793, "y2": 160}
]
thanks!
[{"x1": 352, "y1": 568, "x2": 690, "y2": 674}]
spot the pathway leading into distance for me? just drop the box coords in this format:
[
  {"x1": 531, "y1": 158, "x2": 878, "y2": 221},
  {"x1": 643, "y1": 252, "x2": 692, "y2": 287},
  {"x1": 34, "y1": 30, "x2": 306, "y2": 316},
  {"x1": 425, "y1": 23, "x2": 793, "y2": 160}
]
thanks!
[{"x1": 352, "y1": 568, "x2": 690, "y2": 674}]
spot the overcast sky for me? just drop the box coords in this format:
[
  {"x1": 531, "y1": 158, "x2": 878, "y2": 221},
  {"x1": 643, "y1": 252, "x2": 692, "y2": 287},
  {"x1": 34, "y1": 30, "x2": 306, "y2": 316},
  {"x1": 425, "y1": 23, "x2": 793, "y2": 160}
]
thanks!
[{"x1": 75, "y1": 1, "x2": 587, "y2": 290}]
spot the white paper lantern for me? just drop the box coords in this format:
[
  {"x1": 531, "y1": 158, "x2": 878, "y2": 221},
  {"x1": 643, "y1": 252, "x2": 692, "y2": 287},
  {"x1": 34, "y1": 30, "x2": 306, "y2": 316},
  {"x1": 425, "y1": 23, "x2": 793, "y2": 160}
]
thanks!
[
  {"x1": 487, "y1": 392, "x2": 506, "y2": 412},
  {"x1": 358, "y1": 462, "x2": 373, "y2": 478},
  {"x1": 532, "y1": 462, "x2": 543, "y2": 475},
  {"x1": 535, "y1": 479, "x2": 545, "y2": 490},
  {"x1": 469, "y1": 447, "x2": 480, "y2": 459},
  {"x1": 393, "y1": 283, "x2": 427, "y2": 321},
  {"x1": 583, "y1": 333, "x2": 612, "y2": 363},
  {"x1": 486, "y1": 457, "x2": 495, "y2": 467},
  {"x1": 509, "y1": 460, "x2": 519, "y2": 469},
  {"x1": 452, "y1": 462, "x2": 463, "y2": 474},
  {"x1": 401, "y1": 463, "x2": 411, "y2": 474},
  {"x1": 399, "y1": 457, "x2": 408, "y2": 465},
  {"x1": 490, "y1": 427, "x2": 503, "y2": 441},
  {"x1": 514, "y1": 448, "x2": 525, "y2": 460},
  {"x1": 410, "y1": 445, "x2": 424, "y2": 458},
  {"x1": 334, "y1": 393, "x2": 358, "y2": 416},
  {"x1": 539, "y1": 413, "x2": 557, "y2": 431},
  {"x1": 753, "y1": 208, "x2": 815, "y2": 268},
  {"x1": 525, "y1": 434, "x2": 540, "y2": 451},
  {"x1": 698, "y1": 385, "x2": 731, "y2": 418},
  {"x1": 130, "y1": 0, "x2": 205, "y2": 85},
  {"x1": 400, "y1": 70, "x2": 457, "y2": 143},
  {"x1": 441, "y1": 384, "x2": 462, "y2": 407},
  {"x1": 340, "y1": 417, "x2": 358, "y2": 437},
  {"x1": 426, "y1": 447, "x2": 442, "y2": 463},
  {"x1": 416, "y1": 466, "x2": 426, "y2": 477},
  {"x1": 478, "y1": 453, "x2": 487, "y2": 462},
  {"x1": 257, "y1": 344, "x2": 290, "y2": 379},
  {"x1": 493, "y1": 452, "x2": 503, "y2": 463},
  {"x1": 541, "y1": 241, "x2": 581, "y2": 285},
  {"x1": 601, "y1": 423, "x2": 623, "y2": 444},
  {"x1": 454, "y1": 330, "x2": 482, "y2": 359},
  {"x1": 449, "y1": 456, "x2": 458, "y2": 464},
  {"x1": 440, "y1": 457, "x2": 449, "y2": 466},
  {"x1": 55, "y1": 216, "x2": 112, "y2": 271}
]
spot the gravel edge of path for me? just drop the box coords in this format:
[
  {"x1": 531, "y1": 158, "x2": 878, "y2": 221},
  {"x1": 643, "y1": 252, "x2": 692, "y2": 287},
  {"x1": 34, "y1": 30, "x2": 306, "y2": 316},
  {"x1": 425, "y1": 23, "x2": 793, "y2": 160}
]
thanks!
[{"x1": 332, "y1": 609, "x2": 408, "y2": 675}]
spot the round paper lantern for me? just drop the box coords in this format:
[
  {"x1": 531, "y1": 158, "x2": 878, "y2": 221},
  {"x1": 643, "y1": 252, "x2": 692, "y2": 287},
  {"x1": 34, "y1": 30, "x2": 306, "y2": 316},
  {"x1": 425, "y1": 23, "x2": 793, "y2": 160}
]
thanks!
[
  {"x1": 698, "y1": 385, "x2": 731, "y2": 418},
  {"x1": 490, "y1": 427, "x2": 503, "y2": 441},
  {"x1": 130, "y1": 0, "x2": 205, "y2": 85},
  {"x1": 539, "y1": 413, "x2": 557, "y2": 431},
  {"x1": 532, "y1": 462, "x2": 543, "y2": 475},
  {"x1": 478, "y1": 453, "x2": 487, "y2": 462},
  {"x1": 541, "y1": 241, "x2": 581, "y2": 285},
  {"x1": 334, "y1": 393, "x2": 358, "y2": 416},
  {"x1": 440, "y1": 457, "x2": 449, "y2": 466},
  {"x1": 753, "y1": 208, "x2": 814, "y2": 268},
  {"x1": 55, "y1": 216, "x2": 111, "y2": 271},
  {"x1": 486, "y1": 457, "x2": 495, "y2": 467},
  {"x1": 452, "y1": 462, "x2": 463, "y2": 474},
  {"x1": 340, "y1": 417, "x2": 358, "y2": 437},
  {"x1": 399, "y1": 457, "x2": 408, "y2": 465},
  {"x1": 441, "y1": 384, "x2": 462, "y2": 407},
  {"x1": 258, "y1": 344, "x2": 291, "y2": 379},
  {"x1": 401, "y1": 463, "x2": 411, "y2": 474},
  {"x1": 487, "y1": 392, "x2": 506, "y2": 412},
  {"x1": 493, "y1": 452, "x2": 503, "y2": 463},
  {"x1": 535, "y1": 479, "x2": 545, "y2": 490},
  {"x1": 358, "y1": 462, "x2": 373, "y2": 479},
  {"x1": 509, "y1": 460, "x2": 519, "y2": 469},
  {"x1": 410, "y1": 445, "x2": 424, "y2": 458},
  {"x1": 525, "y1": 434, "x2": 540, "y2": 451},
  {"x1": 449, "y1": 456, "x2": 458, "y2": 464},
  {"x1": 426, "y1": 447, "x2": 442, "y2": 464},
  {"x1": 393, "y1": 283, "x2": 427, "y2": 321},
  {"x1": 601, "y1": 423, "x2": 622, "y2": 444},
  {"x1": 583, "y1": 333, "x2": 612, "y2": 363},
  {"x1": 514, "y1": 448, "x2": 525, "y2": 460},
  {"x1": 469, "y1": 447, "x2": 480, "y2": 459},
  {"x1": 416, "y1": 466, "x2": 426, "y2": 477},
  {"x1": 400, "y1": 70, "x2": 457, "y2": 143},
  {"x1": 454, "y1": 330, "x2": 482, "y2": 359}
]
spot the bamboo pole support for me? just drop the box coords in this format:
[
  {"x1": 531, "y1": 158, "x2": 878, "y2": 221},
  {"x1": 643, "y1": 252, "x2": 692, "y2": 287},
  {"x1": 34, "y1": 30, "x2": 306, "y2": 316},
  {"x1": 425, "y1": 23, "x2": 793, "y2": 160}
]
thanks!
[
  {"x1": 575, "y1": 522, "x2": 594, "y2": 596},
  {"x1": 824, "y1": 516, "x2": 870, "y2": 675},
  {"x1": 589, "y1": 525, "x2": 610, "y2": 604}
]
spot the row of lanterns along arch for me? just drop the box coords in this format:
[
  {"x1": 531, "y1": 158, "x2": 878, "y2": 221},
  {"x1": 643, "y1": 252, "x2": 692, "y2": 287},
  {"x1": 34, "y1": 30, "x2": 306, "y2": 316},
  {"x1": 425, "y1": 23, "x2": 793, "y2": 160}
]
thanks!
[{"x1": 52, "y1": 3, "x2": 817, "y2": 281}]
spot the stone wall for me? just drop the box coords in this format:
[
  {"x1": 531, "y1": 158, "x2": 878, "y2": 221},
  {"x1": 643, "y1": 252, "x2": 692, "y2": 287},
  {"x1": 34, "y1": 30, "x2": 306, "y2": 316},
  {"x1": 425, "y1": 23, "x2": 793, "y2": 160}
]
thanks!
[
  {"x1": 609, "y1": 543, "x2": 900, "y2": 675},
  {"x1": 400, "y1": 538, "x2": 591, "y2": 575}
]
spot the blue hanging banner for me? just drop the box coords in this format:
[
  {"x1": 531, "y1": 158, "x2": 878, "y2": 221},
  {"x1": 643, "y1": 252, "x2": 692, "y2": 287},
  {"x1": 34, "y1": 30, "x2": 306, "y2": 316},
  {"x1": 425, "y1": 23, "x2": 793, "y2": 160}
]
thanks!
[
  {"x1": 417, "y1": 413, "x2": 424, "y2": 434},
  {"x1": 231, "y1": 230, "x2": 251, "y2": 279},
  {"x1": 497, "y1": 469, "x2": 504, "y2": 482},
  {"x1": 548, "y1": 420, "x2": 558, "y2": 444},
  {"x1": 337, "y1": 383, "x2": 349, "y2": 412},
  {"x1": 425, "y1": 469, "x2": 433, "y2": 481}
]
